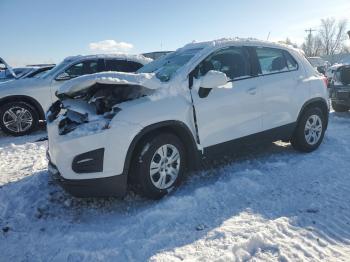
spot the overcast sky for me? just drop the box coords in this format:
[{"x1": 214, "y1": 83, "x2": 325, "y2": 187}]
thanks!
[{"x1": 2, "y1": 0, "x2": 350, "y2": 66}]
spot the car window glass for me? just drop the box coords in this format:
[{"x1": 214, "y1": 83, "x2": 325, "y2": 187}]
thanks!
[
  {"x1": 256, "y1": 47, "x2": 288, "y2": 74},
  {"x1": 197, "y1": 46, "x2": 251, "y2": 80},
  {"x1": 284, "y1": 51, "x2": 298, "y2": 70},
  {"x1": 64, "y1": 60, "x2": 98, "y2": 78},
  {"x1": 105, "y1": 60, "x2": 143, "y2": 73}
]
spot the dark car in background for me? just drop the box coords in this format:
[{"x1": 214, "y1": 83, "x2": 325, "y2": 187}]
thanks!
[{"x1": 329, "y1": 64, "x2": 350, "y2": 112}]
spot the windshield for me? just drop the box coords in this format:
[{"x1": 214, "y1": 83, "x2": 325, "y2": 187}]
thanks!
[
  {"x1": 137, "y1": 47, "x2": 203, "y2": 82},
  {"x1": 41, "y1": 60, "x2": 70, "y2": 79}
]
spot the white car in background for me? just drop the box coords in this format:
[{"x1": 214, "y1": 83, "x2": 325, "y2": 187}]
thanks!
[
  {"x1": 47, "y1": 39, "x2": 329, "y2": 200},
  {"x1": 0, "y1": 54, "x2": 151, "y2": 136}
]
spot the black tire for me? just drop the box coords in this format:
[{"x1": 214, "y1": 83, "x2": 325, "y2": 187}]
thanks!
[
  {"x1": 0, "y1": 102, "x2": 39, "y2": 136},
  {"x1": 332, "y1": 101, "x2": 350, "y2": 112},
  {"x1": 131, "y1": 133, "x2": 187, "y2": 199},
  {"x1": 291, "y1": 107, "x2": 326, "y2": 153}
]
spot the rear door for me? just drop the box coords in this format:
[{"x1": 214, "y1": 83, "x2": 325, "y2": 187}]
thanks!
[
  {"x1": 254, "y1": 47, "x2": 301, "y2": 130},
  {"x1": 191, "y1": 46, "x2": 263, "y2": 149}
]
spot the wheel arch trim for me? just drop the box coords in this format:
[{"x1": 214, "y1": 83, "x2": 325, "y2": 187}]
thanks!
[
  {"x1": 0, "y1": 95, "x2": 45, "y2": 120},
  {"x1": 123, "y1": 120, "x2": 200, "y2": 175},
  {"x1": 296, "y1": 97, "x2": 329, "y2": 129}
]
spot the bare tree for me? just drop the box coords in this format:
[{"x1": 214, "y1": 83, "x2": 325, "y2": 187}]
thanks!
[
  {"x1": 302, "y1": 35, "x2": 323, "y2": 57},
  {"x1": 318, "y1": 18, "x2": 347, "y2": 56}
]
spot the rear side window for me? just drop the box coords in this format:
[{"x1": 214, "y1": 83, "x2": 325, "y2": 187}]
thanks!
[
  {"x1": 256, "y1": 47, "x2": 288, "y2": 75},
  {"x1": 284, "y1": 51, "x2": 298, "y2": 71},
  {"x1": 105, "y1": 60, "x2": 143, "y2": 73},
  {"x1": 196, "y1": 46, "x2": 251, "y2": 80}
]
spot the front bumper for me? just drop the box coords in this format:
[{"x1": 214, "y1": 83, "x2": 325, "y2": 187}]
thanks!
[
  {"x1": 48, "y1": 160, "x2": 127, "y2": 198},
  {"x1": 46, "y1": 118, "x2": 144, "y2": 198}
]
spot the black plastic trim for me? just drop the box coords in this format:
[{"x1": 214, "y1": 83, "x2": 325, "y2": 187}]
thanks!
[
  {"x1": 297, "y1": 97, "x2": 329, "y2": 129},
  {"x1": 203, "y1": 122, "x2": 296, "y2": 158},
  {"x1": 49, "y1": 161, "x2": 126, "y2": 198},
  {"x1": 123, "y1": 120, "x2": 201, "y2": 174},
  {"x1": 72, "y1": 148, "x2": 104, "y2": 174}
]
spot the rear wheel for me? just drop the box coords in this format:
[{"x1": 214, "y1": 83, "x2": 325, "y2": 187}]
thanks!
[
  {"x1": 332, "y1": 101, "x2": 350, "y2": 112},
  {"x1": 131, "y1": 133, "x2": 187, "y2": 199},
  {"x1": 291, "y1": 107, "x2": 326, "y2": 153},
  {"x1": 0, "y1": 102, "x2": 39, "y2": 136}
]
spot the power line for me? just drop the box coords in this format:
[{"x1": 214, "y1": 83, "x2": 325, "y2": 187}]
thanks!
[{"x1": 305, "y1": 28, "x2": 316, "y2": 36}]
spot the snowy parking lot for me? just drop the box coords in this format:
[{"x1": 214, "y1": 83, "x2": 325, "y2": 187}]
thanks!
[{"x1": 0, "y1": 111, "x2": 350, "y2": 261}]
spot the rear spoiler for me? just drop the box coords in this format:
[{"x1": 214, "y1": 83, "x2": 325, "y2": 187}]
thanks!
[{"x1": 0, "y1": 57, "x2": 16, "y2": 78}]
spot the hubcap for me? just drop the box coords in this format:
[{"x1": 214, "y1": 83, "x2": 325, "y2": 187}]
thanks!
[
  {"x1": 304, "y1": 114, "x2": 323, "y2": 145},
  {"x1": 3, "y1": 107, "x2": 33, "y2": 133},
  {"x1": 150, "y1": 144, "x2": 180, "y2": 190}
]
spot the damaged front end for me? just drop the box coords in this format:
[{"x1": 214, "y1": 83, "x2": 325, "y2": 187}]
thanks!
[{"x1": 47, "y1": 73, "x2": 157, "y2": 136}]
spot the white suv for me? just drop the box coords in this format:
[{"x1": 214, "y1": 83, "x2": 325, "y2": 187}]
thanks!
[
  {"x1": 47, "y1": 39, "x2": 329, "y2": 199},
  {"x1": 0, "y1": 54, "x2": 151, "y2": 136}
]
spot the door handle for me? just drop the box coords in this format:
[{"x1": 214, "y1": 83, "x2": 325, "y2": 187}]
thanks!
[{"x1": 247, "y1": 87, "x2": 257, "y2": 95}]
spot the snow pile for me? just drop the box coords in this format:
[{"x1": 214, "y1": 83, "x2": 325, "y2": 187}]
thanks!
[{"x1": 1, "y1": 112, "x2": 350, "y2": 261}]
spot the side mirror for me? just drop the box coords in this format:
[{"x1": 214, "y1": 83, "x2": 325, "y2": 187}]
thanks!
[
  {"x1": 55, "y1": 72, "x2": 71, "y2": 81},
  {"x1": 200, "y1": 70, "x2": 228, "y2": 89}
]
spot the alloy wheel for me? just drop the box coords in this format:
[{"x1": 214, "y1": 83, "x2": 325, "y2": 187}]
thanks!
[
  {"x1": 304, "y1": 114, "x2": 323, "y2": 145},
  {"x1": 149, "y1": 144, "x2": 181, "y2": 190},
  {"x1": 3, "y1": 106, "x2": 33, "y2": 133}
]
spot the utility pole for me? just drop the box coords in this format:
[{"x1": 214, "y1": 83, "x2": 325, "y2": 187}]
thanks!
[
  {"x1": 348, "y1": 31, "x2": 350, "y2": 39},
  {"x1": 305, "y1": 28, "x2": 316, "y2": 56}
]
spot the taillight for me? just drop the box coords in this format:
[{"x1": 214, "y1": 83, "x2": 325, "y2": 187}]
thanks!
[{"x1": 322, "y1": 77, "x2": 329, "y2": 88}]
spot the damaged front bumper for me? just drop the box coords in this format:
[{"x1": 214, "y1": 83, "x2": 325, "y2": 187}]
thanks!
[
  {"x1": 47, "y1": 116, "x2": 144, "y2": 198},
  {"x1": 48, "y1": 160, "x2": 127, "y2": 198}
]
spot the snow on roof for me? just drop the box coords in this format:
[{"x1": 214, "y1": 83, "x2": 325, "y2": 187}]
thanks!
[
  {"x1": 62, "y1": 53, "x2": 152, "y2": 65},
  {"x1": 181, "y1": 37, "x2": 301, "y2": 53}
]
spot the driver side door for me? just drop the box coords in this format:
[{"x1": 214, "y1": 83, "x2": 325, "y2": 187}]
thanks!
[{"x1": 191, "y1": 46, "x2": 263, "y2": 153}]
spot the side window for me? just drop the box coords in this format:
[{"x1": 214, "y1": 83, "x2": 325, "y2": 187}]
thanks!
[
  {"x1": 284, "y1": 51, "x2": 298, "y2": 71},
  {"x1": 64, "y1": 60, "x2": 99, "y2": 78},
  {"x1": 105, "y1": 60, "x2": 143, "y2": 73},
  {"x1": 256, "y1": 47, "x2": 288, "y2": 75},
  {"x1": 196, "y1": 46, "x2": 251, "y2": 80}
]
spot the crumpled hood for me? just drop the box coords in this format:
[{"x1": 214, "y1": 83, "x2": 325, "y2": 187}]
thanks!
[{"x1": 56, "y1": 72, "x2": 162, "y2": 97}]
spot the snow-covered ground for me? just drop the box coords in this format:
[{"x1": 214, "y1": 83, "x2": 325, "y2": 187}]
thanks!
[{"x1": 1, "y1": 112, "x2": 350, "y2": 261}]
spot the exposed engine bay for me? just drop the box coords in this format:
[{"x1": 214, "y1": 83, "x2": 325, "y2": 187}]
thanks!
[{"x1": 47, "y1": 83, "x2": 154, "y2": 135}]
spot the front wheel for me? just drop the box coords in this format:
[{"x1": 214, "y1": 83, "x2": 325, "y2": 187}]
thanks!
[
  {"x1": 291, "y1": 107, "x2": 326, "y2": 153},
  {"x1": 131, "y1": 133, "x2": 187, "y2": 199},
  {"x1": 0, "y1": 102, "x2": 39, "y2": 136}
]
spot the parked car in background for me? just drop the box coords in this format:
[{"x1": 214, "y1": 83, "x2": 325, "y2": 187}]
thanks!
[
  {"x1": 326, "y1": 63, "x2": 347, "y2": 86},
  {"x1": 46, "y1": 39, "x2": 329, "y2": 200},
  {"x1": 329, "y1": 64, "x2": 350, "y2": 112},
  {"x1": 19, "y1": 65, "x2": 55, "y2": 79},
  {"x1": 308, "y1": 56, "x2": 329, "y2": 75},
  {"x1": 0, "y1": 54, "x2": 151, "y2": 136},
  {"x1": 142, "y1": 51, "x2": 173, "y2": 60},
  {"x1": 0, "y1": 57, "x2": 17, "y2": 83}
]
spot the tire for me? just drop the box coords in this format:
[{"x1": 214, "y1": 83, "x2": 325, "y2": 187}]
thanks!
[
  {"x1": 131, "y1": 133, "x2": 187, "y2": 199},
  {"x1": 0, "y1": 102, "x2": 39, "y2": 136},
  {"x1": 332, "y1": 101, "x2": 350, "y2": 112},
  {"x1": 291, "y1": 107, "x2": 326, "y2": 153}
]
